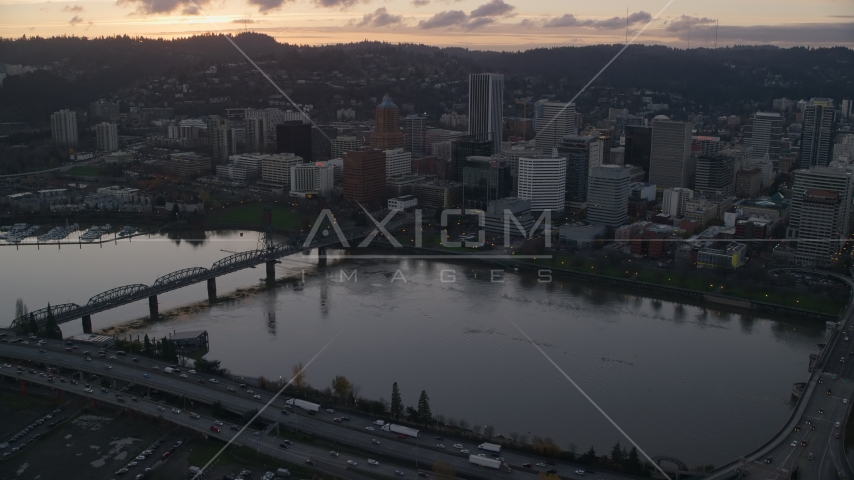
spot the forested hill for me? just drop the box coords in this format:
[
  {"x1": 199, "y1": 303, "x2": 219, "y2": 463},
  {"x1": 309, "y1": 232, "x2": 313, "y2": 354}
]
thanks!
[{"x1": 0, "y1": 33, "x2": 851, "y2": 124}]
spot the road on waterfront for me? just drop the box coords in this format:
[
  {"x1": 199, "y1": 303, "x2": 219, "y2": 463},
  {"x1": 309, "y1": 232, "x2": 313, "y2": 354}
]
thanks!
[{"x1": 0, "y1": 339, "x2": 633, "y2": 480}]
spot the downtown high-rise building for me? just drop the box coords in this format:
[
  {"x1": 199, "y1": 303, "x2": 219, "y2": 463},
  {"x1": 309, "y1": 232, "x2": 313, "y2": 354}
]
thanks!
[
  {"x1": 370, "y1": 95, "x2": 405, "y2": 150},
  {"x1": 623, "y1": 126, "x2": 652, "y2": 180},
  {"x1": 468, "y1": 73, "x2": 504, "y2": 153},
  {"x1": 801, "y1": 98, "x2": 836, "y2": 168},
  {"x1": 461, "y1": 155, "x2": 512, "y2": 210},
  {"x1": 517, "y1": 155, "x2": 566, "y2": 214},
  {"x1": 95, "y1": 122, "x2": 119, "y2": 153},
  {"x1": 331, "y1": 136, "x2": 362, "y2": 159},
  {"x1": 694, "y1": 153, "x2": 735, "y2": 196},
  {"x1": 787, "y1": 166, "x2": 854, "y2": 240},
  {"x1": 555, "y1": 135, "x2": 597, "y2": 209},
  {"x1": 385, "y1": 148, "x2": 412, "y2": 179},
  {"x1": 51, "y1": 109, "x2": 78, "y2": 148},
  {"x1": 648, "y1": 116, "x2": 693, "y2": 190},
  {"x1": 745, "y1": 112, "x2": 782, "y2": 158},
  {"x1": 451, "y1": 135, "x2": 493, "y2": 182},
  {"x1": 276, "y1": 122, "x2": 312, "y2": 162},
  {"x1": 404, "y1": 114, "x2": 426, "y2": 159},
  {"x1": 207, "y1": 115, "x2": 229, "y2": 165},
  {"x1": 587, "y1": 165, "x2": 632, "y2": 227},
  {"x1": 534, "y1": 101, "x2": 576, "y2": 152},
  {"x1": 343, "y1": 148, "x2": 387, "y2": 205}
]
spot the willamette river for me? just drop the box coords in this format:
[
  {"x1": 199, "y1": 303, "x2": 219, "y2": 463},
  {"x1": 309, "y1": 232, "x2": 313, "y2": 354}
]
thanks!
[{"x1": 0, "y1": 230, "x2": 831, "y2": 466}]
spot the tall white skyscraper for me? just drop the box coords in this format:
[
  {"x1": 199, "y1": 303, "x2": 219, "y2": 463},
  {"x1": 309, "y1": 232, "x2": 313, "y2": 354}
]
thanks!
[
  {"x1": 517, "y1": 156, "x2": 566, "y2": 213},
  {"x1": 534, "y1": 101, "x2": 576, "y2": 152},
  {"x1": 787, "y1": 166, "x2": 854, "y2": 244},
  {"x1": 51, "y1": 109, "x2": 78, "y2": 147},
  {"x1": 404, "y1": 114, "x2": 426, "y2": 159},
  {"x1": 745, "y1": 112, "x2": 782, "y2": 158},
  {"x1": 587, "y1": 165, "x2": 631, "y2": 227},
  {"x1": 468, "y1": 73, "x2": 504, "y2": 153},
  {"x1": 662, "y1": 187, "x2": 694, "y2": 217},
  {"x1": 95, "y1": 122, "x2": 119, "y2": 153}
]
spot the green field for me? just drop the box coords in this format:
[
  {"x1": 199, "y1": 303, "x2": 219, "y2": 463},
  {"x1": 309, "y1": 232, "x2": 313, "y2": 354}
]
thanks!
[
  {"x1": 65, "y1": 165, "x2": 102, "y2": 176},
  {"x1": 207, "y1": 204, "x2": 300, "y2": 230}
]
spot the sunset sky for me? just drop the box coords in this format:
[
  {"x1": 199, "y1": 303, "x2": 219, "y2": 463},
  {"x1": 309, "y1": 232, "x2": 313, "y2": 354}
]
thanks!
[{"x1": 1, "y1": 0, "x2": 852, "y2": 50}]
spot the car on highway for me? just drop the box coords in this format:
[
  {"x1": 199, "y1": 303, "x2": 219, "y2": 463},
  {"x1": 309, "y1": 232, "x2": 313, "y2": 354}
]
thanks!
[
  {"x1": 282, "y1": 440, "x2": 293, "y2": 445},
  {"x1": 210, "y1": 426, "x2": 221, "y2": 433},
  {"x1": 453, "y1": 444, "x2": 463, "y2": 449},
  {"x1": 371, "y1": 439, "x2": 380, "y2": 445},
  {"x1": 837, "y1": 421, "x2": 842, "y2": 427},
  {"x1": 347, "y1": 460, "x2": 357, "y2": 466},
  {"x1": 143, "y1": 374, "x2": 151, "y2": 378},
  {"x1": 394, "y1": 470, "x2": 405, "y2": 476},
  {"x1": 828, "y1": 389, "x2": 833, "y2": 395},
  {"x1": 368, "y1": 459, "x2": 379, "y2": 466},
  {"x1": 190, "y1": 413, "x2": 200, "y2": 419},
  {"x1": 330, "y1": 451, "x2": 339, "y2": 457},
  {"x1": 253, "y1": 394, "x2": 261, "y2": 400},
  {"x1": 180, "y1": 374, "x2": 187, "y2": 378},
  {"x1": 436, "y1": 444, "x2": 445, "y2": 449},
  {"x1": 326, "y1": 408, "x2": 334, "y2": 413},
  {"x1": 764, "y1": 458, "x2": 773, "y2": 464},
  {"x1": 188, "y1": 370, "x2": 196, "y2": 374},
  {"x1": 575, "y1": 470, "x2": 585, "y2": 475},
  {"x1": 152, "y1": 366, "x2": 159, "y2": 369},
  {"x1": 800, "y1": 440, "x2": 807, "y2": 446},
  {"x1": 227, "y1": 387, "x2": 236, "y2": 392},
  {"x1": 523, "y1": 463, "x2": 533, "y2": 468},
  {"x1": 172, "y1": 408, "x2": 181, "y2": 414},
  {"x1": 85, "y1": 357, "x2": 91, "y2": 361},
  {"x1": 306, "y1": 459, "x2": 316, "y2": 466},
  {"x1": 157, "y1": 406, "x2": 165, "y2": 411},
  {"x1": 136, "y1": 455, "x2": 146, "y2": 460},
  {"x1": 84, "y1": 388, "x2": 94, "y2": 393},
  {"x1": 132, "y1": 357, "x2": 138, "y2": 362},
  {"x1": 842, "y1": 357, "x2": 846, "y2": 363},
  {"x1": 127, "y1": 462, "x2": 138, "y2": 467},
  {"x1": 365, "y1": 427, "x2": 374, "y2": 431},
  {"x1": 461, "y1": 449, "x2": 470, "y2": 454},
  {"x1": 209, "y1": 379, "x2": 219, "y2": 383},
  {"x1": 791, "y1": 440, "x2": 797, "y2": 447},
  {"x1": 174, "y1": 441, "x2": 183, "y2": 448},
  {"x1": 214, "y1": 420, "x2": 223, "y2": 426},
  {"x1": 819, "y1": 409, "x2": 825, "y2": 414}
]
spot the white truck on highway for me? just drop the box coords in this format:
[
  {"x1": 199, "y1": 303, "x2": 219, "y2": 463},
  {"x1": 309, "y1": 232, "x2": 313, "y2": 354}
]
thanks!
[
  {"x1": 381, "y1": 423, "x2": 419, "y2": 437},
  {"x1": 163, "y1": 367, "x2": 175, "y2": 374},
  {"x1": 478, "y1": 442, "x2": 501, "y2": 453},
  {"x1": 469, "y1": 454, "x2": 511, "y2": 472},
  {"x1": 285, "y1": 398, "x2": 320, "y2": 412}
]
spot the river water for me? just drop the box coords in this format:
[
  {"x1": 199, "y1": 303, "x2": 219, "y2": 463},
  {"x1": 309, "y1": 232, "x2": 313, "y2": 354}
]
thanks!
[{"x1": 0, "y1": 230, "x2": 830, "y2": 466}]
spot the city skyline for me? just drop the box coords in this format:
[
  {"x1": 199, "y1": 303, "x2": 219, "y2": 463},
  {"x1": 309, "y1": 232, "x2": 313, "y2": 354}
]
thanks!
[{"x1": 1, "y1": 0, "x2": 853, "y2": 49}]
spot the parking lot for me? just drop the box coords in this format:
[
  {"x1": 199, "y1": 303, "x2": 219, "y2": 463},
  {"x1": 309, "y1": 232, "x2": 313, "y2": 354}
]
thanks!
[{"x1": 0, "y1": 408, "x2": 165, "y2": 480}]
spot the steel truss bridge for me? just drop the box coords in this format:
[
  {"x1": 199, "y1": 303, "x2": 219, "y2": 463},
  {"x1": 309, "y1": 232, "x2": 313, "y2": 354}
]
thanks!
[{"x1": 10, "y1": 227, "x2": 370, "y2": 330}]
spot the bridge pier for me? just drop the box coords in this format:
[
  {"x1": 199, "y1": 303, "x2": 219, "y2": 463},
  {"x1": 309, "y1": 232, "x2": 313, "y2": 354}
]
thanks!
[
  {"x1": 82, "y1": 315, "x2": 92, "y2": 334},
  {"x1": 266, "y1": 260, "x2": 276, "y2": 285},
  {"x1": 317, "y1": 246, "x2": 327, "y2": 267},
  {"x1": 207, "y1": 278, "x2": 217, "y2": 303},
  {"x1": 149, "y1": 295, "x2": 159, "y2": 321}
]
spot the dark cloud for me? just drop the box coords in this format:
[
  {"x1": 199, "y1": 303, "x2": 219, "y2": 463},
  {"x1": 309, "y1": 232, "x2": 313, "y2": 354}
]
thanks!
[
  {"x1": 62, "y1": 5, "x2": 84, "y2": 12},
  {"x1": 543, "y1": 11, "x2": 651, "y2": 29},
  {"x1": 116, "y1": 0, "x2": 210, "y2": 15},
  {"x1": 248, "y1": 0, "x2": 292, "y2": 13},
  {"x1": 464, "y1": 17, "x2": 494, "y2": 30},
  {"x1": 411, "y1": 0, "x2": 429, "y2": 5},
  {"x1": 68, "y1": 15, "x2": 83, "y2": 25},
  {"x1": 355, "y1": 7, "x2": 403, "y2": 27},
  {"x1": 711, "y1": 22, "x2": 854, "y2": 45},
  {"x1": 312, "y1": 0, "x2": 359, "y2": 9},
  {"x1": 666, "y1": 15, "x2": 715, "y2": 32},
  {"x1": 232, "y1": 18, "x2": 256, "y2": 23},
  {"x1": 628, "y1": 11, "x2": 651, "y2": 24},
  {"x1": 418, "y1": 10, "x2": 467, "y2": 28},
  {"x1": 469, "y1": 0, "x2": 513, "y2": 18}
]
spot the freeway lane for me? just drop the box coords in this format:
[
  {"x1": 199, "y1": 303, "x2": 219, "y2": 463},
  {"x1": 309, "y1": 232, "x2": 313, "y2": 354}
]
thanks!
[
  {"x1": 0, "y1": 368, "x2": 410, "y2": 480},
  {"x1": 0, "y1": 341, "x2": 635, "y2": 480}
]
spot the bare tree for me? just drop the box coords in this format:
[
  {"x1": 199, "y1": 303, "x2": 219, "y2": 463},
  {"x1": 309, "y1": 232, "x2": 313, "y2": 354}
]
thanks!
[
  {"x1": 484, "y1": 425, "x2": 495, "y2": 438},
  {"x1": 446, "y1": 418, "x2": 457, "y2": 428},
  {"x1": 291, "y1": 362, "x2": 307, "y2": 389},
  {"x1": 459, "y1": 419, "x2": 469, "y2": 431},
  {"x1": 519, "y1": 434, "x2": 529, "y2": 445},
  {"x1": 351, "y1": 384, "x2": 361, "y2": 400},
  {"x1": 473, "y1": 425, "x2": 482, "y2": 436},
  {"x1": 14, "y1": 298, "x2": 27, "y2": 320},
  {"x1": 510, "y1": 432, "x2": 519, "y2": 444}
]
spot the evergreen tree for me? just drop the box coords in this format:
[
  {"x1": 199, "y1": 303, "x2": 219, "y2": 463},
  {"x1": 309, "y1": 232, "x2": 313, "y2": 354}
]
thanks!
[
  {"x1": 417, "y1": 390, "x2": 432, "y2": 426},
  {"x1": 143, "y1": 334, "x2": 153, "y2": 356},
  {"x1": 43, "y1": 304, "x2": 60, "y2": 339},
  {"x1": 390, "y1": 382, "x2": 403, "y2": 421},
  {"x1": 580, "y1": 446, "x2": 597, "y2": 464},
  {"x1": 626, "y1": 447, "x2": 642, "y2": 471},
  {"x1": 610, "y1": 441, "x2": 624, "y2": 465},
  {"x1": 27, "y1": 313, "x2": 39, "y2": 335}
]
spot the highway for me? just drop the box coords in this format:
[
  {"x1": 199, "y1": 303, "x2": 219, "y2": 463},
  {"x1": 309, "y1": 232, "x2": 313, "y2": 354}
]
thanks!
[
  {"x1": 703, "y1": 269, "x2": 854, "y2": 480},
  {"x1": 0, "y1": 338, "x2": 633, "y2": 480}
]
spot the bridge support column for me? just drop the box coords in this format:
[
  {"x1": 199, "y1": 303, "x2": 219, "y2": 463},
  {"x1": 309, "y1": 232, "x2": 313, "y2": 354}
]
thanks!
[
  {"x1": 82, "y1": 315, "x2": 92, "y2": 334},
  {"x1": 266, "y1": 260, "x2": 276, "y2": 285},
  {"x1": 207, "y1": 278, "x2": 217, "y2": 303},
  {"x1": 149, "y1": 295, "x2": 159, "y2": 321},
  {"x1": 317, "y1": 246, "x2": 327, "y2": 267}
]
